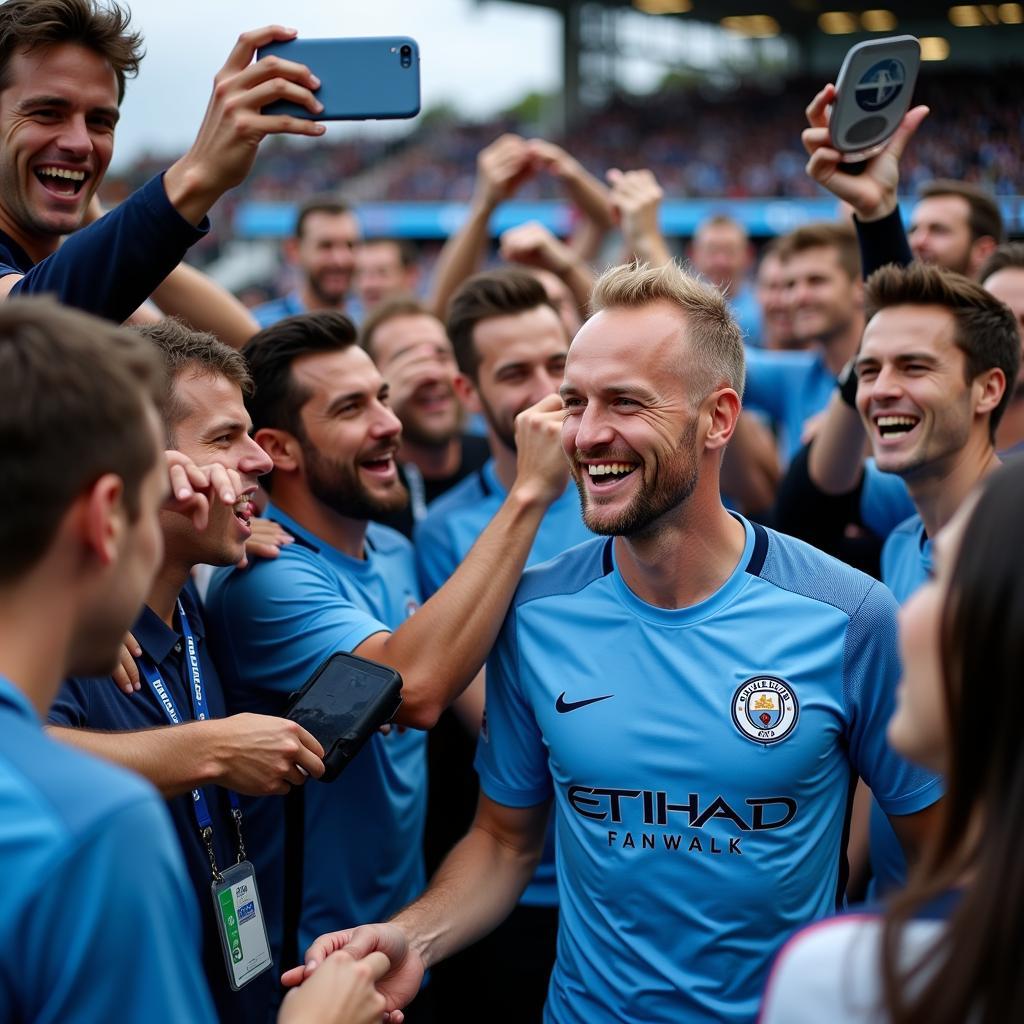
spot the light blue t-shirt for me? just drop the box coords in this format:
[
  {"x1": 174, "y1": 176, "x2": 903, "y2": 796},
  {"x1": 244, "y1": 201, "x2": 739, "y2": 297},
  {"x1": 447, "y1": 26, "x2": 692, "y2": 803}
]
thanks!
[
  {"x1": 415, "y1": 460, "x2": 593, "y2": 905},
  {"x1": 475, "y1": 517, "x2": 940, "y2": 1024},
  {"x1": 729, "y1": 281, "x2": 763, "y2": 348},
  {"x1": 0, "y1": 676, "x2": 215, "y2": 1023},
  {"x1": 859, "y1": 461, "x2": 915, "y2": 540},
  {"x1": 205, "y1": 504, "x2": 426, "y2": 958},
  {"x1": 252, "y1": 291, "x2": 364, "y2": 329},
  {"x1": 868, "y1": 511, "x2": 937, "y2": 897},
  {"x1": 744, "y1": 348, "x2": 837, "y2": 461}
]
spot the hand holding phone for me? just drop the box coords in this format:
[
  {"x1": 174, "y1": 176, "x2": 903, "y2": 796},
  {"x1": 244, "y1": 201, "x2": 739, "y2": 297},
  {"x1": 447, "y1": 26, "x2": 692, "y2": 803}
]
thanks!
[{"x1": 258, "y1": 36, "x2": 421, "y2": 121}]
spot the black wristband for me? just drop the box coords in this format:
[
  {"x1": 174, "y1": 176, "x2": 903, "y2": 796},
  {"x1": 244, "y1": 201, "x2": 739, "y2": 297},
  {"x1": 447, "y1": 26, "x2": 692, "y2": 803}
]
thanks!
[{"x1": 837, "y1": 358, "x2": 859, "y2": 409}]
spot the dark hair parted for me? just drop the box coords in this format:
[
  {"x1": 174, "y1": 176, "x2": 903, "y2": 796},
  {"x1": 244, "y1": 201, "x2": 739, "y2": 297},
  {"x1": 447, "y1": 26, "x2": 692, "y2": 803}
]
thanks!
[
  {"x1": 919, "y1": 179, "x2": 1004, "y2": 245},
  {"x1": 0, "y1": 297, "x2": 164, "y2": 583},
  {"x1": 243, "y1": 311, "x2": 358, "y2": 438},
  {"x1": 978, "y1": 241, "x2": 1024, "y2": 284},
  {"x1": 359, "y1": 297, "x2": 437, "y2": 363},
  {"x1": 136, "y1": 318, "x2": 253, "y2": 445},
  {"x1": 446, "y1": 269, "x2": 557, "y2": 380},
  {"x1": 294, "y1": 195, "x2": 354, "y2": 240},
  {"x1": 882, "y1": 460, "x2": 1024, "y2": 1024},
  {"x1": 0, "y1": 0, "x2": 143, "y2": 103},
  {"x1": 775, "y1": 222, "x2": 861, "y2": 280},
  {"x1": 865, "y1": 262, "x2": 1021, "y2": 439}
]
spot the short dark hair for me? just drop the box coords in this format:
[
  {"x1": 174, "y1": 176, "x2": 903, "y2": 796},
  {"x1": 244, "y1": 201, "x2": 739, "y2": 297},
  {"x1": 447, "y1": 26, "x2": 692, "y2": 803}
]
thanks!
[
  {"x1": 0, "y1": 0, "x2": 143, "y2": 104},
  {"x1": 865, "y1": 263, "x2": 1021, "y2": 438},
  {"x1": 919, "y1": 179, "x2": 1004, "y2": 245},
  {"x1": 978, "y1": 242, "x2": 1024, "y2": 284},
  {"x1": 294, "y1": 195, "x2": 354, "y2": 240},
  {"x1": 359, "y1": 297, "x2": 437, "y2": 363},
  {"x1": 136, "y1": 318, "x2": 253, "y2": 445},
  {"x1": 446, "y1": 269, "x2": 556, "y2": 380},
  {"x1": 362, "y1": 236, "x2": 418, "y2": 269},
  {"x1": 776, "y1": 222, "x2": 861, "y2": 280},
  {"x1": 244, "y1": 311, "x2": 358, "y2": 438},
  {"x1": 0, "y1": 297, "x2": 164, "y2": 583}
]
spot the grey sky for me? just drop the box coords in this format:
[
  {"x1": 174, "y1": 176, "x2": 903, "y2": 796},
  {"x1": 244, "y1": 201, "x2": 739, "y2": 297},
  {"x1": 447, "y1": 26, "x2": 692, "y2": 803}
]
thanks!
[{"x1": 112, "y1": 0, "x2": 561, "y2": 169}]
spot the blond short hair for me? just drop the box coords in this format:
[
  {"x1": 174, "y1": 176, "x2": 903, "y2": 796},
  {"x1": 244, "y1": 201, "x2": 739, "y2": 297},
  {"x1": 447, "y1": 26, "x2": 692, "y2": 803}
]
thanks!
[{"x1": 590, "y1": 261, "x2": 745, "y2": 401}]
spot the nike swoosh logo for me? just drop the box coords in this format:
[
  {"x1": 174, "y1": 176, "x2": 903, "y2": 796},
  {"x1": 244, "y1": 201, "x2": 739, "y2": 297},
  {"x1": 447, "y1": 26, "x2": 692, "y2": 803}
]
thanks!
[{"x1": 555, "y1": 692, "x2": 614, "y2": 714}]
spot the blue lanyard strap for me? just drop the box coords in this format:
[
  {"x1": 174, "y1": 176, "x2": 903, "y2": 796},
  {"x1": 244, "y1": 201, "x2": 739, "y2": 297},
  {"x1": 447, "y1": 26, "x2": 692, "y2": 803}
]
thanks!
[{"x1": 139, "y1": 600, "x2": 245, "y2": 879}]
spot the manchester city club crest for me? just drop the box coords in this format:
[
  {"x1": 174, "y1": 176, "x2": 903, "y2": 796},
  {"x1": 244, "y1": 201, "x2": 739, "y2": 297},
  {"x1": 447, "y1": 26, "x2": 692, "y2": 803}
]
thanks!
[{"x1": 731, "y1": 676, "x2": 799, "y2": 745}]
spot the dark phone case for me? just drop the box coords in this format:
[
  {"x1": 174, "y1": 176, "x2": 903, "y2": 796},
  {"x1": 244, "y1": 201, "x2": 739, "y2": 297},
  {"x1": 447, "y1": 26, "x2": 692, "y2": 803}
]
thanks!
[
  {"x1": 258, "y1": 37, "x2": 421, "y2": 121},
  {"x1": 285, "y1": 652, "x2": 403, "y2": 782}
]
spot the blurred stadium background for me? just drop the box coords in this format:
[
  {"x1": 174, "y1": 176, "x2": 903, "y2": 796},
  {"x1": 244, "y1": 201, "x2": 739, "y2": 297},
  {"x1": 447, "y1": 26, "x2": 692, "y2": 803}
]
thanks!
[{"x1": 100, "y1": 1, "x2": 1023, "y2": 298}]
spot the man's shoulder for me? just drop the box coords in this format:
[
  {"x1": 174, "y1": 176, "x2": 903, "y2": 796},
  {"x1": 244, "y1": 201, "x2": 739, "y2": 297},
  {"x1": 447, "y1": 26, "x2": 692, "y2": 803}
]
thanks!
[
  {"x1": 251, "y1": 294, "x2": 301, "y2": 328},
  {"x1": 2, "y1": 718, "x2": 160, "y2": 851},
  {"x1": 513, "y1": 536, "x2": 613, "y2": 610},
  {"x1": 758, "y1": 525, "x2": 893, "y2": 622},
  {"x1": 886, "y1": 511, "x2": 924, "y2": 542},
  {"x1": 0, "y1": 229, "x2": 33, "y2": 275},
  {"x1": 366, "y1": 519, "x2": 415, "y2": 558}
]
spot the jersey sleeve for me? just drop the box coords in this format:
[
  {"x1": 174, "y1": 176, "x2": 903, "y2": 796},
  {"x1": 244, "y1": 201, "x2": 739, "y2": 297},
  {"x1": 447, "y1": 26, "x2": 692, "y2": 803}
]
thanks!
[
  {"x1": 843, "y1": 581, "x2": 943, "y2": 816},
  {"x1": 413, "y1": 510, "x2": 459, "y2": 599},
  {"x1": 209, "y1": 552, "x2": 391, "y2": 695},
  {"x1": 17, "y1": 796, "x2": 216, "y2": 1024},
  {"x1": 8, "y1": 175, "x2": 208, "y2": 323},
  {"x1": 743, "y1": 348, "x2": 789, "y2": 422},
  {"x1": 474, "y1": 603, "x2": 553, "y2": 808},
  {"x1": 859, "y1": 461, "x2": 915, "y2": 539}
]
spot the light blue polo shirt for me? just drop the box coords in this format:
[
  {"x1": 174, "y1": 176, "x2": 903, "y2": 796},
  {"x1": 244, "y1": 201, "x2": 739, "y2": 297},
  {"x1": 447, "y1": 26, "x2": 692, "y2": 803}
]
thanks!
[
  {"x1": 205, "y1": 504, "x2": 426, "y2": 959},
  {"x1": 0, "y1": 675, "x2": 215, "y2": 1023}
]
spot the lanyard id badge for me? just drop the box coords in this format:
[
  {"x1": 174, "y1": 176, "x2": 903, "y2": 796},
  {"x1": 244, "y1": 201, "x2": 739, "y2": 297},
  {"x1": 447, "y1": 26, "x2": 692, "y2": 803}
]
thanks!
[
  {"x1": 212, "y1": 860, "x2": 273, "y2": 991},
  {"x1": 140, "y1": 599, "x2": 273, "y2": 988}
]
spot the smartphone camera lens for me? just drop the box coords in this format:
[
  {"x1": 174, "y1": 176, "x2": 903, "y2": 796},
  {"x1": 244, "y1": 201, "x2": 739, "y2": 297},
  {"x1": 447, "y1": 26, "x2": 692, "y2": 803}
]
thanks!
[{"x1": 400, "y1": 44, "x2": 412, "y2": 68}]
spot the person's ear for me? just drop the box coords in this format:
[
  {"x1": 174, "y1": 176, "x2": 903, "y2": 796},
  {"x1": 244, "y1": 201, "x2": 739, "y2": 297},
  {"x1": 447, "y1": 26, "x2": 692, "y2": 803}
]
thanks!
[
  {"x1": 453, "y1": 372, "x2": 483, "y2": 415},
  {"x1": 973, "y1": 366, "x2": 1006, "y2": 420},
  {"x1": 703, "y1": 388, "x2": 742, "y2": 453},
  {"x1": 81, "y1": 473, "x2": 127, "y2": 566},
  {"x1": 254, "y1": 429, "x2": 302, "y2": 474}
]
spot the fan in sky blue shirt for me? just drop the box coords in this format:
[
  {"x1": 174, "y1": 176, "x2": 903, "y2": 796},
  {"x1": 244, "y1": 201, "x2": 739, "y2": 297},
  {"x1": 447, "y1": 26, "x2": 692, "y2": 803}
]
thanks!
[
  {"x1": 0, "y1": 675, "x2": 215, "y2": 1023},
  {"x1": 415, "y1": 461, "x2": 594, "y2": 906},
  {"x1": 205, "y1": 504, "x2": 426, "y2": 960},
  {"x1": 743, "y1": 347, "x2": 838, "y2": 462},
  {"x1": 475, "y1": 516, "x2": 940, "y2": 1024}
]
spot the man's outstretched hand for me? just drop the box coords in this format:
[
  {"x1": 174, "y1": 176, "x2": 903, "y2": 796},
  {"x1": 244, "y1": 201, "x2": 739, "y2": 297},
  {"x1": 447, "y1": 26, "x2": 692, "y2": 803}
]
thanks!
[{"x1": 802, "y1": 83, "x2": 929, "y2": 222}]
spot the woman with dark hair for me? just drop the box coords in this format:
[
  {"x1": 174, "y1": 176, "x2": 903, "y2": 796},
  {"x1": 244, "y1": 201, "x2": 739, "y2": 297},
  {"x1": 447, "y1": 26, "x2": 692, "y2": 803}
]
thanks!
[{"x1": 759, "y1": 458, "x2": 1024, "y2": 1024}]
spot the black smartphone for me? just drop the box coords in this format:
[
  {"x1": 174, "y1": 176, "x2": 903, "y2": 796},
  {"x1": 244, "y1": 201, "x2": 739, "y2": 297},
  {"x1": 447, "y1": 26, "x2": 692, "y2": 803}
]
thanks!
[
  {"x1": 830, "y1": 35, "x2": 921, "y2": 163},
  {"x1": 258, "y1": 36, "x2": 421, "y2": 121},
  {"x1": 286, "y1": 651, "x2": 403, "y2": 783}
]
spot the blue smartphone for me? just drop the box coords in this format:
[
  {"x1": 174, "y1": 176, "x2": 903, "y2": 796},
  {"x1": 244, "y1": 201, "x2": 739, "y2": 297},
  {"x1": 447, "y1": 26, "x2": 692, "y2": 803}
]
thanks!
[{"x1": 257, "y1": 36, "x2": 421, "y2": 121}]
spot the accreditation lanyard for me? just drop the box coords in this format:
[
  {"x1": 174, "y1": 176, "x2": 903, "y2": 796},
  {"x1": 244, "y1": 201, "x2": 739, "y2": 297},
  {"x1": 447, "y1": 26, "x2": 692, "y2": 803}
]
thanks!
[{"x1": 139, "y1": 599, "x2": 245, "y2": 882}]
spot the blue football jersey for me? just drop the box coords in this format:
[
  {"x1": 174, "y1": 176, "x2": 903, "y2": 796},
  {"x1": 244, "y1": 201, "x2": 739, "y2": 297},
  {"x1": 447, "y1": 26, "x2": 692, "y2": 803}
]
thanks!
[
  {"x1": 205, "y1": 504, "x2": 426, "y2": 959},
  {"x1": 475, "y1": 516, "x2": 940, "y2": 1024}
]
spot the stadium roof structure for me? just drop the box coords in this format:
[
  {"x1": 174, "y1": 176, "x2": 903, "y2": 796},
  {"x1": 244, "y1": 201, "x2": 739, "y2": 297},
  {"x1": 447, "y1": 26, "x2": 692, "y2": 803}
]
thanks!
[
  {"x1": 496, "y1": 0, "x2": 1022, "y2": 40},
  {"x1": 489, "y1": 0, "x2": 1023, "y2": 127}
]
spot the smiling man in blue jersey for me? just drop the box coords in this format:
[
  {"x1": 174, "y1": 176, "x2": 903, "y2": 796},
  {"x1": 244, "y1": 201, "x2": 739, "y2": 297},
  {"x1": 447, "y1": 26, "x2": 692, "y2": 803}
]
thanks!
[
  {"x1": 286, "y1": 262, "x2": 941, "y2": 1024},
  {"x1": 413, "y1": 269, "x2": 592, "y2": 1020},
  {"x1": 847, "y1": 263, "x2": 1020, "y2": 897},
  {"x1": 204, "y1": 309, "x2": 569, "y2": 1017}
]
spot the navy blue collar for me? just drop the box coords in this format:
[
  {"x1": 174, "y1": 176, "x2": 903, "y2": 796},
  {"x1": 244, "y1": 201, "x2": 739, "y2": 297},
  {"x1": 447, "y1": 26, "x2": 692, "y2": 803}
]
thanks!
[{"x1": 132, "y1": 582, "x2": 206, "y2": 666}]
